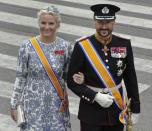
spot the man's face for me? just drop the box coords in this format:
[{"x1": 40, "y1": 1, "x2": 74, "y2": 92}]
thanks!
[{"x1": 95, "y1": 20, "x2": 115, "y2": 37}]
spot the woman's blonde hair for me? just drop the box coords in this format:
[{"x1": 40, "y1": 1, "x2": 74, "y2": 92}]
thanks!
[{"x1": 37, "y1": 6, "x2": 61, "y2": 26}]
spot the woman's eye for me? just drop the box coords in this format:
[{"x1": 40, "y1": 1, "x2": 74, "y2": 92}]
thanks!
[
  {"x1": 41, "y1": 21, "x2": 46, "y2": 25},
  {"x1": 49, "y1": 22, "x2": 55, "y2": 25}
]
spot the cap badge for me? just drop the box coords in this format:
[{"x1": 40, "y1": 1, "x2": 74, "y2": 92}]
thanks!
[{"x1": 101, "y1": 6, "x2": 109, "y2": 14}]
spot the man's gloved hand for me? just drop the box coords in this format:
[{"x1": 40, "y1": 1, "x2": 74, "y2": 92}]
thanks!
[
  {"x1": 94, "y1": 92, "x2": 114, "y2": 108},
  {"x1": 131, "y1": 113, "x2": 140, "y2": 124}
]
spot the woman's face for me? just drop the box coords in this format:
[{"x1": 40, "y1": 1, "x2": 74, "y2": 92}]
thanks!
[{"x1": 38, "y1": 14, "x2": 59, "y2": 37}]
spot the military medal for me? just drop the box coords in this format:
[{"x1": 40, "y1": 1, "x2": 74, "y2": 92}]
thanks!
[
  {"x1": 117, "y1": 69, "x2": 123, "y2": 76},
  {"x1": 95, "y1": 32, "x2": 111, "y2": 54},
  {"x1": 54, "y1": 50, "x2": 64, "y2": 55},
  {"x1": 102, "y1": 45, "x2": 109, "y2": 53},
  {"x1": 111, "y1": 47, "x2": 127, "y2": 58},
  {"x1": 117, "y1": 60, "x2": 123, "y2": 68}
]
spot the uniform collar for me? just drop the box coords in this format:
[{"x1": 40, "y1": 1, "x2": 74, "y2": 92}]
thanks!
[{"x1": 95, "y1": 32, "x2": 112, "y2": 46}]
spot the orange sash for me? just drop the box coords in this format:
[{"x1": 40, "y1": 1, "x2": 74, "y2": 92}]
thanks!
[
  {"x1": 79, "y1": 38, "x2": 127, "y2": 124},
  {"x1": 30, "y1": 37, "x2": 68, "y2": 112}
]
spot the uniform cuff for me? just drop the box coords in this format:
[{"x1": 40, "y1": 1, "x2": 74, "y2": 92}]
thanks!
[{"x1": 131, "y1": 101, "x2": 140, "y2": 113}]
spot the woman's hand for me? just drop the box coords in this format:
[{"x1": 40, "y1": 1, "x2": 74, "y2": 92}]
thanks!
[
  {"x1": 73, "y1": 72, "x2": 84, "y2": 85},
  {"x1": 10, "y1": 108, "x2": 17, "y2": 122}
]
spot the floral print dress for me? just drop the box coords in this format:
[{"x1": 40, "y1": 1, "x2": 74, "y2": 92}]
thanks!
[{"x1": 10, "y1": 36, "x2": 72, "y2": 131}]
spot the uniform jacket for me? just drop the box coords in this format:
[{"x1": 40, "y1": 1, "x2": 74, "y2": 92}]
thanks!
[{"x1": 67, "y1": 34, "x2": 140, "y2": 125}]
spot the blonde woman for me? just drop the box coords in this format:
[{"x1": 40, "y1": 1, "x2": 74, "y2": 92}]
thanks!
[{"x1": 10, "y1": 6, "x2": 83, "y2": 131}]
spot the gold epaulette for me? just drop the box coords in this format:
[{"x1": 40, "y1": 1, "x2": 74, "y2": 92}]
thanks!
[
  {"x1": 115, "y1": 34, "x2": 131, "y2": 41},
  {"x1": 75, "y1": 36, "x2": 88, "y2": 42}
]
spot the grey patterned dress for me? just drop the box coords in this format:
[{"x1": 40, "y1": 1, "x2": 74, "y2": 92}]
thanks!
[{"x1": 10, "y1": 36, "x2": 72, "y2": 131}]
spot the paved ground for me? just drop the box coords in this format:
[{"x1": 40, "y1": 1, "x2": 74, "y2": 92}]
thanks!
[{"x1": 0, "y1": 0, "x2": 152, "y2": 131}]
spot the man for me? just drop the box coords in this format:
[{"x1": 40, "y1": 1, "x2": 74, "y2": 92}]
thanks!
[{"x1": 67, "y1": 4, "x2": 140, "y2": 131}]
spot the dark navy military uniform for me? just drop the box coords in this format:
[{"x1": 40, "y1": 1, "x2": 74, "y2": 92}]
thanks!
[
  {"x1": 67, "y1": 35, "x2": 140, "y2": 126},
  {"x1": 67, "y1": 3, "x2": 140, "y2": 131}
]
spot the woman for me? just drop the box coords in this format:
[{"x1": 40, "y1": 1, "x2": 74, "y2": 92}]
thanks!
[{"x1": 10, "y1": 6, "x2": 83, "y2": 131}]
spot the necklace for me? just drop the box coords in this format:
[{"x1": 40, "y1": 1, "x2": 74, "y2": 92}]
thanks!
[{"x1": 95, "y1": 33, "x2": 112, "y2": 53}]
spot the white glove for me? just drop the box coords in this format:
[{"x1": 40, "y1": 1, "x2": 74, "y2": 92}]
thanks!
[
  {"x1": 94, "y1": 92, "x2": 114, "y2": 108},
  {"x1": 131, "y1": 113, "x2": 139, "y2": 124}
]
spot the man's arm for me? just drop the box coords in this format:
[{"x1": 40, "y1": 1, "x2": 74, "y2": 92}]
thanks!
[
  {"x1": 123, "y1": 40, "x2": 140, "y2": 113},
  {"x1": 67, "y1": 43, "x2": 96, "y2": 103}
]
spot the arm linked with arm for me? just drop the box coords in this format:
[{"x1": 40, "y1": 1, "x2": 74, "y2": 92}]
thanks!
[{"x1": 67, "y1": 43, "x2": 96, "y2": 103}]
